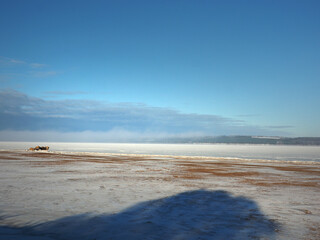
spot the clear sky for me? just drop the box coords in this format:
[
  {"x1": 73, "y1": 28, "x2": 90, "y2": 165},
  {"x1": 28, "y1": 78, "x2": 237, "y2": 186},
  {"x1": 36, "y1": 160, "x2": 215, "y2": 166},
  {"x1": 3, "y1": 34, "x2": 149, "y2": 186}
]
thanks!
[{"x1": 0, "y1": 0, "x2": 319, "y2": 141}]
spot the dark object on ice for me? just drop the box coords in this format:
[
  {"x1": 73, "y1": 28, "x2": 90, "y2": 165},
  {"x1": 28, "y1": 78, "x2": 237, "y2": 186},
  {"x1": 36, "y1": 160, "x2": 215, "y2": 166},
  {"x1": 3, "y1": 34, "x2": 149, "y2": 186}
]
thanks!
[{"x1": 29, "y1": 146, "x2": 49, "y2": 151}]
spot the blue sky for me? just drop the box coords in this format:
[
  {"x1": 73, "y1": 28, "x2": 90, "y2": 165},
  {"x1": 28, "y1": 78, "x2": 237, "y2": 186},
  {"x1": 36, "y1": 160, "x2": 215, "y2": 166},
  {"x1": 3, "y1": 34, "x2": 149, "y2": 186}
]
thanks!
[{"x1": 0, "y1": 0, "x2": 319, "y2": 141}]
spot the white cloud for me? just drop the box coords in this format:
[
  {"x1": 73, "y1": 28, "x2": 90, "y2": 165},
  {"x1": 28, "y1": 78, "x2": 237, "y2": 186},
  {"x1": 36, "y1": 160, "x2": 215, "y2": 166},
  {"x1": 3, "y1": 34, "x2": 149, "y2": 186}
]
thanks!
[
  {"x1": 30, "y1": 71, "x2": 58, "y2": 78},
  {"x1": 266, "y1": 125, "x2": 293, "y2": 129},
  {"x1": 0, "y1": 89, "x2": 288, "y2": 140},
  {"x1": 0, "y1": 56, "x2": 25, "y2": 65},
  {"x1": 30, "y1": 63, "x2": 47, "y2": 68},
  {"x1": 44, "y1": 91, "x2": 88, "y2": 96},
  {"x1": 0, "y1": 56, "x2": 57, "y2": 79},
  {"x1": 0, "y1": 57, "x2": 44, "y2": 67},
  {"x1": 0, "y1": 129, "x2": 206, "y2": 142},
  {"x1": 9, "y1": 59, "x2": 25, "y2": 64}
]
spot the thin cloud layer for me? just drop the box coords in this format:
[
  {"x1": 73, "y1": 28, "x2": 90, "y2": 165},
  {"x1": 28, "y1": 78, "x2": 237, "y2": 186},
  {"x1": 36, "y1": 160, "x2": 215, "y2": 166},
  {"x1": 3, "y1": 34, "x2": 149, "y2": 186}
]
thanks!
[
  {"x1": 0, "y1": 56, "x2": 57, "y2": 79},
  {"x1": 0, "y1": 56, "x2": 45, "y2": 69},
  {"x1": 29, "y1": 71, "x2": 58, "y2": 78},
  {"x1": 0, "y1": 89, "x2": 286, "y2": 141},
  {"x1": 30, "y1": 63, "x2": 47, "y2": 68},
  {"x1": 44, "y1": 91, "x2": 88, "y2": 96}
]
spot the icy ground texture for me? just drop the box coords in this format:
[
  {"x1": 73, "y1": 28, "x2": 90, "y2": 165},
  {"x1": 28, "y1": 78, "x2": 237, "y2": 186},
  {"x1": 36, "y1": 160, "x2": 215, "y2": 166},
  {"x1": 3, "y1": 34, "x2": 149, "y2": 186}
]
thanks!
[
  {"x1": 0, "y1": 151, "x2": 319, "y2": 239},
  {"x1": 1, "y1": 190, "x2": 277, "y2": 240}
]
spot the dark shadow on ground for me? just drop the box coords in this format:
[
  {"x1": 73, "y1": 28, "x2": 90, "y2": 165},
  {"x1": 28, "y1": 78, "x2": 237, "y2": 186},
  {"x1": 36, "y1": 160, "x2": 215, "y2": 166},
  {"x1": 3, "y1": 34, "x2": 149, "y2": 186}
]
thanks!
[{"x1": 0, "y1": 190, "x2": 279, "y2": 240}]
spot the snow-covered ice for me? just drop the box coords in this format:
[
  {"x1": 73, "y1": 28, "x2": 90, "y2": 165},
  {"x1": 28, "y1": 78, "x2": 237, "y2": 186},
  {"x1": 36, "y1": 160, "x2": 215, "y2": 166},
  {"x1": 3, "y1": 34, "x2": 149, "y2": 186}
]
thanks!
[{"x1": 0, "y1": 150, "x2": 319, "y2": 239}]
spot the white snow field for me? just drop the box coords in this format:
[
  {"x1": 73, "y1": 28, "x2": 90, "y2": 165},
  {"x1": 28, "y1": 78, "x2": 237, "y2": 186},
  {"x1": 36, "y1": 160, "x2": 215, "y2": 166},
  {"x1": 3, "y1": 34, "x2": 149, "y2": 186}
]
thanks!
[{"x1": 0, "y1": 150, "x2": 319, "y2": 239}]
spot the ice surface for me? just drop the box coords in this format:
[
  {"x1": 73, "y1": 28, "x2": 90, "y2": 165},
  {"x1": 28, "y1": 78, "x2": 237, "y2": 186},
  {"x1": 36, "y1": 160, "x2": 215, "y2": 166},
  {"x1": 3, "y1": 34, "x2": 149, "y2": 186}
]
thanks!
[
  {"x1": 1, "y1": 142, "x2": 320, "y2": 162},
  {"x1": 0, "y1": 150, "x2": 319, "y2": 239}
]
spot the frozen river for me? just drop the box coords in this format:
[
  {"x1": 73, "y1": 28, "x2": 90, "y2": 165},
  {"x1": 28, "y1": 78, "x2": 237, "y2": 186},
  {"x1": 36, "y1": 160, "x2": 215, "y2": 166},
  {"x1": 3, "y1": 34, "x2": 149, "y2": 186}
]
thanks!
[{"x1": 1, "y1": 142, "x2": 320, "y2": 162}]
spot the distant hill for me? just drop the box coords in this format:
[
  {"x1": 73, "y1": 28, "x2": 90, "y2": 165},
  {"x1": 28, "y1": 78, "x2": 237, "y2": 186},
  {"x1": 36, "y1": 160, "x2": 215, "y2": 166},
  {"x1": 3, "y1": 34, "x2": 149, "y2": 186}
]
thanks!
[{"x1": 154, "y1": 136, "x2": 320, "y2": 145}]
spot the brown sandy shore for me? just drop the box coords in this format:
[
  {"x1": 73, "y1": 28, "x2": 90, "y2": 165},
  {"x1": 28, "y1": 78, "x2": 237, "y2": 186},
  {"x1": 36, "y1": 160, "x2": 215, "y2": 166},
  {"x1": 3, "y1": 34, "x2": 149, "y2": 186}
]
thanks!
[{"x1": 0, "y1": 150, "x2": 320, "y2": 239}]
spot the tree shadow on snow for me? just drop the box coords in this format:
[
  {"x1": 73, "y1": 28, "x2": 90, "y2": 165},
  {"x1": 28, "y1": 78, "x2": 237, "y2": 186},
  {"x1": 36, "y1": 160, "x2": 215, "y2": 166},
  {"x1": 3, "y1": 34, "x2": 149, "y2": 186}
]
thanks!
[{"x1": 0, "y1": 190, "x2": 279, "y2": 240}]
